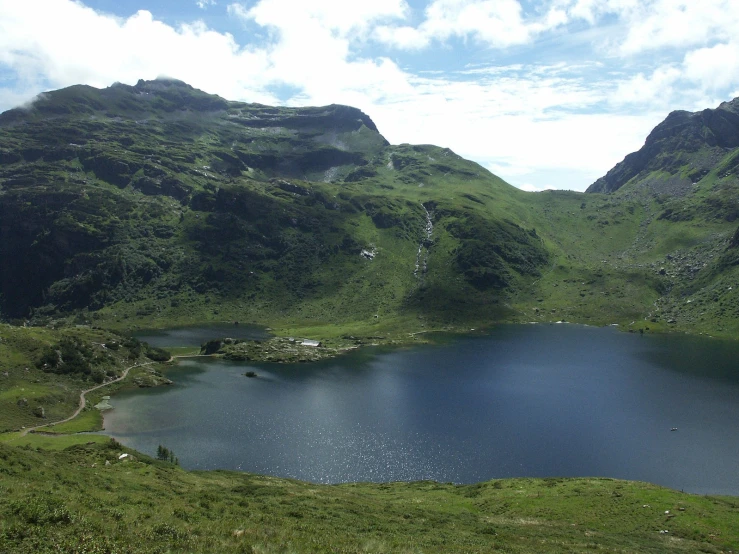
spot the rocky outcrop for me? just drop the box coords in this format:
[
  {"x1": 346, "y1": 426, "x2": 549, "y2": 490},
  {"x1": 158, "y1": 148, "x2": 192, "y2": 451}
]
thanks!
[
  {"x1": 587, "y1": 97, "x2": 739, "y2": 194},
  {"x1": 133, "y1": 175, "x2": 191, "y2": 201},
  {"x1": 80, "y1": 152, "x2": 140, "y2": 188},
  {"x1": 220, "y1": 337, "x2": 348, "y2": 363},
  {"x1": 730, "y1": 226, "x2": 739, "y2": 248},
  {"x1": 233, "y1": 103, "x2": 381, "y2": 134}
]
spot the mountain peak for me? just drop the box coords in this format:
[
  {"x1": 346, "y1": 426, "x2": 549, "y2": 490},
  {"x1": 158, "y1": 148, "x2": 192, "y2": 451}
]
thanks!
[
  {"x1": 1, "y1": 79, "x2": 383, "y2": 138},
  {"x1": 717, "y1": 97, "x2": 739, "y2": 115},
  {"x1": 587, "y1": 96, "x2": 739, "y2": 194},
  {"x1": 135, "y1": 77, "x2": 190, "y2": 88}
]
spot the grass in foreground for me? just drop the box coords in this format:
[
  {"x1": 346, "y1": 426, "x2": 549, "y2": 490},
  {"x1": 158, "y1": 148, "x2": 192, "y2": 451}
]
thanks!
[
  {"x1": 0, "y1": 432, "x2": 109, "y2": 450},
  {"x1": 1, "y1": 441, "x2": 737, "y2": 553}
]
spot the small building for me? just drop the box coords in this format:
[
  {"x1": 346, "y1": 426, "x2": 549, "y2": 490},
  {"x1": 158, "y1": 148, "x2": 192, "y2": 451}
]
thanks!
[{"x1": 301, "y1": 339, "x2": 322, "y2": 347}]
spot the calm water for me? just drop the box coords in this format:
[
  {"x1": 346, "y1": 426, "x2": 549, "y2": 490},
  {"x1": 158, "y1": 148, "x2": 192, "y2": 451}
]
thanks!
[
  {"x1": 104, "y1": 324, "x2": 739, "y2": 495},
  {"x1": 132, "y1": 323, "x2": 269, "y2": 347}
]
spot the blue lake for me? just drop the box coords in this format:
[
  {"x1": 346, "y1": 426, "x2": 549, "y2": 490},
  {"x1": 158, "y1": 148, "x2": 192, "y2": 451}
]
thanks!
[{"x1": 104, "y1": 324, "x2": 739, "y2": 495}]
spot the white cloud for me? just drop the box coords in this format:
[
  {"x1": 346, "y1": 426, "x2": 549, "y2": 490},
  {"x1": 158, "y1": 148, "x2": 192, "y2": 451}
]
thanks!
[
  {"x1": 373, "y1": 0, "x2": 570, "y2": 50},
  {"x1": 196, "y1": 0, "x2": 216, "y2": 9},
  {"x1": 516, "y1": 183, "x2": 550, "y2": 192},
  {"x1": 618, "y1": 0, "x2": 739, "y2": 55},
  {"x1": 421, "y1": 0, "x2": 533, "y2": 46},
  {"x1": 226, "y1": 3, "x2": 249, "y2": 20},
  {"x1": 545, "y1": 0, "x2": 739, "y2": 60},
  {"x1": 613, "y1": 65, "x2": 682, "y2": 107},
  {"x1": 486, "y1": 162, "x2": 533, "y2": 177},
  {"x1": 0, "y1": 87, "x2": 42, "y2": 113},
  {"x1": 374, "y1": 25, "x2": 429, "y2": 50},
  {"x1": 372, "y1": 0, "x2": 739, "y2": 54},
  {"x1": 611, "y1": 39, "x2": 739, "y2": 110},
  {"x1": 0, "y1": 1, "x2": 276, "y2": 104},
  {"x1": 223, "y1": 0, "x2": 418, "y2": 111},
  {"x1": 683, "y1": 42, "x2": 739, "y2": 91},
  {"x1": 556, "y1": 0, "x2": 641, "y2": 26},
  {"x1": 232, "y1": 0, "x2": 409, "y2": 37},
  {"x1": 355, "y1": 67, "x2": 664, "y2": 190}
]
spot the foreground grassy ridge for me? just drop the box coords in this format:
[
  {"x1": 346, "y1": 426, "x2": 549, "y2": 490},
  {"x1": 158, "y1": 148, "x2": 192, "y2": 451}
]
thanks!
[
  {"x1": 0, "y1": 430, "x2": 111, "y2": 450},
  {"x1": 1, "y1": 442, "x2": 737, "y2": 554}
]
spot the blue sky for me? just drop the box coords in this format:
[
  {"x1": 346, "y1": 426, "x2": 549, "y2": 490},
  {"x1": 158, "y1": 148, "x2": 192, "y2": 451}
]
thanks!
[{"x1": 1, "y1": 1, "x2": 738, "y2": 191}]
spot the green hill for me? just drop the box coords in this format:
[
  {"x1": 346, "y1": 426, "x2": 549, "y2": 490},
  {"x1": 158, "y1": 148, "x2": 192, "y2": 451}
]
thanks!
[
  {"x1": 583, "y1": 98, "x2": 739, "y2": 337},
  {"x1": 2, "y1": 78, "x2": 737, "y2": 340},
  {"x1": 0, "y1": 79, "x2": 547, "y2": 338}
]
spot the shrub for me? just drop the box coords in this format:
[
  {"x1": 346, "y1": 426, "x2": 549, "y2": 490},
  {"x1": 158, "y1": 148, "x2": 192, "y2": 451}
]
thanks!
[
  {"x1": 145, "y1": 346, "x2": 171, "y2": 362},
  {"x1": 37, "y1": 337, "x2": 92, "y2": 375},
  {"x1": 10, "y1": 496, "x2": 75, "y2": 525}
]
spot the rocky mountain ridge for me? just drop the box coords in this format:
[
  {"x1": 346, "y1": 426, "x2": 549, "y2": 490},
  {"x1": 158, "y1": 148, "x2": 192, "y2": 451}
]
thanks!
[{"x1": 587, "y1": 97, "x2": 739, "y2": 196}]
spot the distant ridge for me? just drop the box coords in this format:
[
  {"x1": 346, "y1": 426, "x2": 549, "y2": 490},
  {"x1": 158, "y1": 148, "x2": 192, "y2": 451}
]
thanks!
[{"x1": 587, "y1": 97, "x2": 739, "y2": 194}]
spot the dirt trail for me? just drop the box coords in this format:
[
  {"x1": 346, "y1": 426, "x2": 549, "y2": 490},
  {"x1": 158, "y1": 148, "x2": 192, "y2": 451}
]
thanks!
[{"x1": 19, "y1": 361, "x2": 155, "y2": 437}]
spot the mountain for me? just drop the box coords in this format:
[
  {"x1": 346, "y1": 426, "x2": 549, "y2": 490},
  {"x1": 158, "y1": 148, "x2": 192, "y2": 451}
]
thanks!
[
  {"x1": 587, "y1": 98, "x2": 739, "y2": 212},
  {"x1": 585, "y1": 97, "x2": 739, "y2": 336},
  {"x1": 1, "y1": 79, "x2": 738, "y2": 340},
  {"x1": 0, "y1": 79, "x2": 549, "y2": 333}
]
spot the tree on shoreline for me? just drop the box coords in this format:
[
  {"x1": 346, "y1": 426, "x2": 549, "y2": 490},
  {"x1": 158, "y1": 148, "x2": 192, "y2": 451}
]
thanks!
[{"x1": 156, "y1": 444, "x2": 179, "y2": 465}]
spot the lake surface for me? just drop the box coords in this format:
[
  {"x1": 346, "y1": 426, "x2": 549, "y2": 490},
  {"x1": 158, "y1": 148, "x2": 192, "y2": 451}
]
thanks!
[
  {"x1": 104, "y1": 324, "x2": 739, "y2": 495},
  {"x1": 132, "y1": 323, "x2": 269, "y2": 347}
]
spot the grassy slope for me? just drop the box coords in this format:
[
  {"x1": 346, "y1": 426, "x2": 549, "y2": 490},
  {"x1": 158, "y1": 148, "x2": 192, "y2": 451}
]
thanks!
[
  {"x1": 1, "y1": 441, "x2": 737, "y2": 554},
  {"x1": 2, "y1": 80, "x2": 737, "y2": 341},
  {"x1": 583, "y1": 146, "x2": 739, "y2": 337}
]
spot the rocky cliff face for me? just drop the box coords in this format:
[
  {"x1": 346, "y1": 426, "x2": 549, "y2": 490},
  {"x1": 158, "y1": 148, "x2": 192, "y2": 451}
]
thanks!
[{"x1": 587, "y1": 98, "x2": 739, "y2": 194}]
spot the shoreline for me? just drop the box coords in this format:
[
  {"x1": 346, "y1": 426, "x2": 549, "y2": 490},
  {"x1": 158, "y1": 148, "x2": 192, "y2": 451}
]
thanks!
[{"x1": 159, "y1": 319, "x2": 738, "y2": 368}]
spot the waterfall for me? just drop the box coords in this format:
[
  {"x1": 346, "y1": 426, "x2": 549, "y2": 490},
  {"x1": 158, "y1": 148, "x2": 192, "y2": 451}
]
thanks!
[{"x1": 414, "y1": 203, "x2": 433, "y2": 278}]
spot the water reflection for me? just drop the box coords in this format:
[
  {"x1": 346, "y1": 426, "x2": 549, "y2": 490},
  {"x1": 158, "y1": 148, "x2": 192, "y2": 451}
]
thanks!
[{"x1": 132, "y1": 323, "x2": 269, "y2": 347}]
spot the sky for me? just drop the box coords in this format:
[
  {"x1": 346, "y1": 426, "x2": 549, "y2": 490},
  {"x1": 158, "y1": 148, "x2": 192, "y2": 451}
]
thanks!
[{"x1": 1, "y1": 1, "x2": 738, "y2": 191}]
